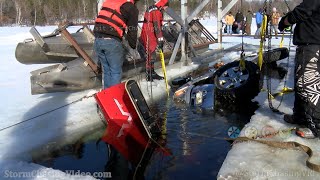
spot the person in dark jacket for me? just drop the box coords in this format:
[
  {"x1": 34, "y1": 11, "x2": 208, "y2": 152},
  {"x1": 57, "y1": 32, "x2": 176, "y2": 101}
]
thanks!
[
  {"x1": 235, "y1": 10, "x2": 244, "y2": 32},
  {"x1": 93, "y1": 0, "x2": 139, "y2": 89},
  {"x1": 235, "y1": 10, "x2": 244, "y2": 23},
  {"x1": 138, "y1": 0, "x2": 169, "y2": 81},
  {"x1": 279, "y1": 0, "x2": 320, "y2": 138}
]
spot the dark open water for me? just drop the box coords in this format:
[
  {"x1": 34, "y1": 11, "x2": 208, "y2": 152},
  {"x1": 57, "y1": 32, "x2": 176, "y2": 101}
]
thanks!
[{"x1": 36, "y1": 95, "x2": 258, "y2": 180}]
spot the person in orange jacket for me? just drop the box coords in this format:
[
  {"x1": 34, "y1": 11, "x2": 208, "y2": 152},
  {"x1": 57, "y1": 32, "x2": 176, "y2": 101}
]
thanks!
[
  {"x1": 271, "y1": 7, "x2": 281, "y2": 39},
  {"x1": 225, "y1": 12, "x2": 235, "y2": 34},
  {"x1": 138, "y1": 0, "x2": 169, "y2": 81}
]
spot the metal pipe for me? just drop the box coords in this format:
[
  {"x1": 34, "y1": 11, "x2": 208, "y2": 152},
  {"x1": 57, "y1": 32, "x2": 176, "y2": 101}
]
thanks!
[
  {"x1": 217, "y1": 0, "x2": 222, "y2": 43},
  {"x1": 180, "y1": 0, "x2": 188, "y2": 66}
]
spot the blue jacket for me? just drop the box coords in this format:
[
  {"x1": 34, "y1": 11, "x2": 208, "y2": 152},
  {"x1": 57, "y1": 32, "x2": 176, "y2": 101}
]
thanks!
[{"x1": 256, "y1": 11, "x2": 263, "y2": 25}]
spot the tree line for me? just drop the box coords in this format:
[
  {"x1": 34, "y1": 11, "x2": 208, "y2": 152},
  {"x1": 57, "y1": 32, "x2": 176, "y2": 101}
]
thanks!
[
  {"x1": 0, "y1": 0, "x2": 98, "y2": 26},
  {"x1": 0, "y1": 0, "x2": 301, "y2": 26}
]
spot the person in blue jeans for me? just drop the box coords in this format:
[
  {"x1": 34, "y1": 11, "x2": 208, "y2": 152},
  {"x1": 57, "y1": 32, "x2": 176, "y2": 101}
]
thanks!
[
  {"x1": 94, "y1": 39, "x2": 125, "y2": 88},
  {"x1": 93, "y1": 0, "x2": 139, "y2": 179},
  {"x1": 93, "y1": 0, "x2": 139, "y2": 89},
  {"x1": 225, "y1": 11, "x2": 235, "y2": 35}
]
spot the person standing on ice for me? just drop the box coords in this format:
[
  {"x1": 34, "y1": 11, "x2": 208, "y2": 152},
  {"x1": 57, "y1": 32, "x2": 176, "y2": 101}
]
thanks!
[
  {"x1": 93, "y1": 0, "x2": 139, "y2": 179},
  {"x1": 245, "y1": 10, "x2": 253, "y2": 35},
  {"x1": 279, "y1": 0, "x2": 320, "y2": 138},
  {"x1": 138, "y1": 0, "x2": 169, "y2": 81},
  {"x1": 235, "y1": 10, "x2": 244, "y2": 32},
  {"x1": 93, "y1": 0, "x2": 139, "y2": 88},
  {"x1": 271, "y1": 7, "x2": 280, "y2": 39},
  {"x1": 254, "y1": 8, "x2": 263, "y2": 37},
  {"x1": 225, "y1": 12, "x2": 235, "y2": 35}
]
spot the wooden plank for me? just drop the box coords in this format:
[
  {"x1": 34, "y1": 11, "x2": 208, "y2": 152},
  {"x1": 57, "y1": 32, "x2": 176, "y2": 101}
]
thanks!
[{"x1": 59, "y1": 25, "x2": 99, "y2": 75}]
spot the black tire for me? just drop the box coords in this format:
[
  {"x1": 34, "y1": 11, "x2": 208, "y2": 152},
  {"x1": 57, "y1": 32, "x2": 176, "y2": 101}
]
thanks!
[
  {"x1": 214, "y1": 60, "x2": 261, "y2": 104},
  {"x1": 263, "y1": 47, "x2": 289, "y2": 63}
]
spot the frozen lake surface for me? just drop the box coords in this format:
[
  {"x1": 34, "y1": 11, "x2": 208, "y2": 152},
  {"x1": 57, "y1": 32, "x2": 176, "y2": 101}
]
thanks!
[{"x1": 2, "y1": 18, "x2": 318, "y2": 179}]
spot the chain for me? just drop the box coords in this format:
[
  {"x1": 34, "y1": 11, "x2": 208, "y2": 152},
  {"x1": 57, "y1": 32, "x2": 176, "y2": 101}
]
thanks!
[
  {"x1": 239, "y1": 0, "x2": 247, "y2": 70},
  {"x1": 240, "y1": 0, "x2": 244, "y2": 56},
  {"x1": 270, "y1": 18, "x2": 294, "y2": 112},
  {"x1": 265, "y1": 0, "x2": 287, "y2": 112},
  {"x1": 264, "y1": 0, "x2": 279, "y2": 112},
  {"x1": 143, "y1": 0, "x2": 154, "y2": 99},
  {"x1": 265, "y1": 0, "x2": 294, "y2": 112}
]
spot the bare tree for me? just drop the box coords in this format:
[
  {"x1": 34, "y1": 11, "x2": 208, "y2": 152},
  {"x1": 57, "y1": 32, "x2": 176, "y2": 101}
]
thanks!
[
  {"x1": 31, "y1": 0, "x2": 44, "y2": 25},
  {"x1": 82, "y1": 0, "x2": 88, "y2": 19},
  {"x1": 0, "y1": 0, "x2": 302, "y2": 26},
  {"x1": 14, "y1": 0, "x2": 23, "y2": 25},
  {"x1": 0, "y1": 0, "x2": 4, "y2": 24}
]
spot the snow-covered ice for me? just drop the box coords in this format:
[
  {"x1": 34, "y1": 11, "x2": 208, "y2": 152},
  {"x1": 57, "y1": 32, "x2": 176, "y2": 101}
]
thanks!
[
  {"x1": 0, "y1": 26, "x2": 104, "y2": 179},
  {"x1": 216, "y1": 34, "x2": 320, "y2": 180}
]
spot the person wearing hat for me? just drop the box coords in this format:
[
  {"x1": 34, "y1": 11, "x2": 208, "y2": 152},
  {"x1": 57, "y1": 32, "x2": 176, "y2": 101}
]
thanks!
[{"x1": 138, "y1": 0, "x2": 169, "y2": 81}]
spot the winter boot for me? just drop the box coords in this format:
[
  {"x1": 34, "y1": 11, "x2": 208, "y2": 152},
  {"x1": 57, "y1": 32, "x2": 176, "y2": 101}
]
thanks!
[
  {"x1": 146, "y1": 69, "x2": 164, "y2": 81},
  {"x1": 283, "y1": 114, "x2": 306, "y2": 126},
  {"x1": 294, "y1": 115, "x2": 320, "y2": 139},
  {"x1": 305, "y1": 115, "x2": 320, "y2": 138}
]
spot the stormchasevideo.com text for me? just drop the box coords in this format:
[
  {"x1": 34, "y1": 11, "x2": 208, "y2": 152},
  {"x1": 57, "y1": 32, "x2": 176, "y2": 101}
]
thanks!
[{"x1": 4, "y1": 170, "x2": 112, "y2": 179}]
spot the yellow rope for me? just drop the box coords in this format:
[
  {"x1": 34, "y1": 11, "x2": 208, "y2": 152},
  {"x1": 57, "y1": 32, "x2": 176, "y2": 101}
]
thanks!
[
  {"x1": 258, "y1": 14, "x2": 268, "y2": 70},
  {"x1": 279, "y1": 32, "x2": 284, "y2": 48},
  {"x1": 159, "y1": 49, "x2": 169, "y2": 96},
  {"x1": 239, "y1": 55, "x2": 246, "y2": 71},
  {"x1": 271, "y1": 86, "x2": 294, "y2": 99}
]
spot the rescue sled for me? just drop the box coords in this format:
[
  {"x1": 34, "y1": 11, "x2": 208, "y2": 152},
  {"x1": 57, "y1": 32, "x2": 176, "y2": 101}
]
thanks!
[{"x1": 173, "y1": 47, "x2": 289, "y2": 109}]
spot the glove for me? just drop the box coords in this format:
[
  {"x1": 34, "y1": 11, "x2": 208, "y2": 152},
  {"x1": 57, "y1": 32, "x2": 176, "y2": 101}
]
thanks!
[
  {"x1": 278, "y1": 16, "x2": 290, "y2": 32},
  {"x1": 157, "y1": 40, "x2": 164, "y2": 51}
]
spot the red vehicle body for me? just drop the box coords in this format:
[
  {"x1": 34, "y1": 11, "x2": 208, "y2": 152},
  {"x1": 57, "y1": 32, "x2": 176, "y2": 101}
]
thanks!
[{"x1": 95, "y1": 81, "x2": 151, "y2": 165}]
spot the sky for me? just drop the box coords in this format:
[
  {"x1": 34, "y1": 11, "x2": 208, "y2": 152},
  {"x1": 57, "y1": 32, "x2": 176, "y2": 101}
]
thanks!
[{"x1": 1, "y1": 18, "x2": 320, "y2": 179}]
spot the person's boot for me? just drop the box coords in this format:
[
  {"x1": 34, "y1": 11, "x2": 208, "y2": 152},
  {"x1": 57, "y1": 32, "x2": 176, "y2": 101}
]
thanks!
[
  {"x1": 294, "y1": 114, "x2": 320, "y2": 139},
  {"x1": 305, "y1": 115, "x2": 320, "y2": 138},
  {"x1": 283, "y1": 114, "x2": 307, "y2": 126},
  {"x1": 146, "y1": 69, "x2": 164, "y2": 81}
]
